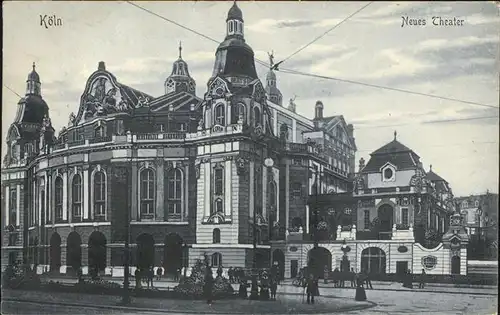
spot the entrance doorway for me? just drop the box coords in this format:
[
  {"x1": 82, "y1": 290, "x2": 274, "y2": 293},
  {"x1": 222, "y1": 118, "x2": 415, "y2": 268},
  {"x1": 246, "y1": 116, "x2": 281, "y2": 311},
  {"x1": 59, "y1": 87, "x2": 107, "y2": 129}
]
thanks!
[
  {"x1": 164, "y1": 233, "x2": 183, "y2": 275},
  {"x1": 451, "y1": 256, "x2": 461, "y2": 275},
  {"x1": 136, "y1": 233, "x2": 155, "y2": 270},
  {"x1": 49, "y1": 232, "x2": 61, "y2": 273},
  {"x1": 66, "y1": 232, "x2": 82, "y2": 275},
  {"x1": 272, "y1": 249, "x2": 285, "y2": 280},
  {"x1": 291, "y1": 260, "x2": 298, "y2": 279},
  {"x1": 88, "y1": 231, "x2": 107, "y2": 274},
  {"x1": 307, "y1": 247, "x2": 332, "y2": 278},
  {"x1": 396, "y1": 261, "x2": 408, "y2": 276}
]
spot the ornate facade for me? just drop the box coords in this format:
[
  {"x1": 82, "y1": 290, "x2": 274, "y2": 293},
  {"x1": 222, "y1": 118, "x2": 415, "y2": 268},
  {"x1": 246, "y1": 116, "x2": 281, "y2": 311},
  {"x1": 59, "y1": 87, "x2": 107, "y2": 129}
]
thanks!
[
  {"x1": 272, "y1": 133, "x2": 470, "y2": 279},
  {"x1": 1, "y1": 3, "x2": 356, "y2": 276}
]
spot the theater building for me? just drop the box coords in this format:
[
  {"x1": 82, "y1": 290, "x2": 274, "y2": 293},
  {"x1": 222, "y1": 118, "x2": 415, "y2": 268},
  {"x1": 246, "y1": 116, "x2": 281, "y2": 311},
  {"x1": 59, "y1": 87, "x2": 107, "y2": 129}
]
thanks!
[
  {"x1": 272, "y1": 134, "x2": 470, "y2": 278},
  {"x1": 1, "y1": 3, "x2": 357, "y2": 276}
]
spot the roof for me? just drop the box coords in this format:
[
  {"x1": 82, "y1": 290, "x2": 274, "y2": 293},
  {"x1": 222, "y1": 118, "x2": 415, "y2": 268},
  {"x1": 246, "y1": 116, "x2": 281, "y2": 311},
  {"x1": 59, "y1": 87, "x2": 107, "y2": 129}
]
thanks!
[
  {"x1": 117, "y1": 83, "x2": 154, "y2": 107},
  {"x1": 426, "y1": 169, "x2": 447, "y2": 182},
  {"x1": 362, "y1": 152, "x2": 419, "y2": 172},
  {"x1": 227, "y1": 2, "x2": 243, "y2": 22},
  {"x1": 371, "y1": 139, "x2": 418, "y2": 157},
  {"x1": 145, "y1": 91, "x2": 202, "y2": 113}
]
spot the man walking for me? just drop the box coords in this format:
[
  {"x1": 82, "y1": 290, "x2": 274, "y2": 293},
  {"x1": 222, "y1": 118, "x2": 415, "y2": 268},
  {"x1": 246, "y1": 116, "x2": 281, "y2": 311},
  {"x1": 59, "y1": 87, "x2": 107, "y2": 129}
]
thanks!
[
  {"x1": 306, "y1": 273, "x2": 319, "y2": 304},
  {"x1": 419, "y1": 269, "x2": 426, "y2": 289},
  {"x1": 364, "y1": 270, "x2": 373, "y2": 289},
  {"x1": 350, "y1": 268, "x2": 356, "y2": 288},
  {"x1": 204, "y1": 265, "x2": 214, "y2": 305}
]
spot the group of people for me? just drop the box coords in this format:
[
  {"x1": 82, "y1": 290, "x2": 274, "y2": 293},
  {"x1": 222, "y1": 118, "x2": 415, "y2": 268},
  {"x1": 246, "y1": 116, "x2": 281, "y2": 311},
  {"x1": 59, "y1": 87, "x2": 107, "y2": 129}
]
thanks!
[
  {"x1": 402, "y1": 269, "x2": 427, "y2": 289},
  {"x1": 329, "y1": 267, "x2": 373, "y2": 289},
  {"x1": 134, "y1": 267, "x2": 155, "y2": 289}
]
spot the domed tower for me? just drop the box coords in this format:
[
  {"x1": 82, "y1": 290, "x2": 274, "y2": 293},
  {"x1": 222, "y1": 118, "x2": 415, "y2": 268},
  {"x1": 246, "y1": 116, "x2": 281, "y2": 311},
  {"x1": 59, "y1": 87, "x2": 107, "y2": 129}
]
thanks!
[
  {"x1": 26, "y1": 62, "x2": 42, "y2": 96},
  {"x1": 210, "y1": 1, "x2": 258, "y2": 80},
  {"x1": 164, "y1": 42, "x2": 196, "y2": 95},
  {"x1": 265, "y1": 69, "x2": 283, "y2": 106}
]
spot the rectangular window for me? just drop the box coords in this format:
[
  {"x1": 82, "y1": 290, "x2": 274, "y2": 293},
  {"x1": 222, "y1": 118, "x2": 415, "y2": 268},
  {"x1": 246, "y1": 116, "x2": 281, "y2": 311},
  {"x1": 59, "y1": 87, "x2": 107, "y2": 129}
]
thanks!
[
  {"x1": 401, "y1": 208, "x2": 409, "y2": 226},
  {"x1": 10, "y1": 188, "x2": 17, "y2": 226},
  {"x1": 364, "y1": 210, "x2": 370, "y2": 230}
]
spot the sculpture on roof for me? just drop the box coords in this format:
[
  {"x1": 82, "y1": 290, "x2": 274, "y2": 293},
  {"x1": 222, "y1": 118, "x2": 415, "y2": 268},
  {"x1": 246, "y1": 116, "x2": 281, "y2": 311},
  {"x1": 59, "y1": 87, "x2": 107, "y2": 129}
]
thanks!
[{"x1": 82, "y1": 76, "x2": 131, "y2": 119}]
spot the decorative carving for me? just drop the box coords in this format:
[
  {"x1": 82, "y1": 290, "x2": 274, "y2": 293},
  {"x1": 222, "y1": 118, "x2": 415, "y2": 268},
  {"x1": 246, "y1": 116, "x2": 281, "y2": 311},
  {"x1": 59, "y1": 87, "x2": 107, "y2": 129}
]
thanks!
[
  {"x1": 212, "y1": 125, "x2": 224, "y2": 133},
  {"x1": 69, "y1": 112, "x2": 76, "y2": 126},
  {"x1": 209, "y1": 78, "x2": 227, "y2": 98},
  {"x1": 254, "y1": 125, "x2": 263, "y2": 137},
  {"x1": 114, "y1": 167, "x2": 128, "y2": 182},
  {"x1": 198, "y1": 119, "x2": 204, "y2": 131},
  {"x1": 201, "y1": 158, "x2": 210, "y2": 164},
  {"x1": 421, "y1": 256, "x2": 437, "y2": 270},
  {"x1": 154, "y1": 159, "x2": 163, "y2": 167},
  {"x1": 82, "y1": 76, "x2": 132, "y2": 119},
  {"x1": 195, "y1": 164, "x2": 200, "y2": 179},
  {"x1": 207, "y1": 211, "x2": 225, "y2": 224},
  {"x1": 252, "y1": 82, "x2": 266, "y2": 104},
  {"x1": 223, "y1": 156, "x2": 234, "y2": 161},
  {"x1": 236, "y1": 157, "x2": 247, "y2": 176},
  {"x1": 164, "y1": 161, "x2": 174, "y2": 171},
  {"x1": 136, "y1": 96, "x2": 150, "y2": 107}
]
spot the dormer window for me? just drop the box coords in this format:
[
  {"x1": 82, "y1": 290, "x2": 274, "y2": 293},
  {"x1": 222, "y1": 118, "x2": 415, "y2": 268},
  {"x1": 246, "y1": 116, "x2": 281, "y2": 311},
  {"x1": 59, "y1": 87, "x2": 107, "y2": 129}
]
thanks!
[
  {"x1": 215, "y1": 104, "x2": 225, "y2": 125},
  {"x1": 381, "y1": 163, "x2": 396, "y2": 182}
]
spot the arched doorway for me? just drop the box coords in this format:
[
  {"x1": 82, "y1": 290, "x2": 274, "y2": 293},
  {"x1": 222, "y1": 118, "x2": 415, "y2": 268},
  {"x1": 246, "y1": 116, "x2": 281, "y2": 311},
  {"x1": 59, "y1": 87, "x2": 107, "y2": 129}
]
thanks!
[
  {"x1": 307, "y1": 247, "x2": 332, "y2": 278},
  {"x1": 451, "y1": 256, "x2": 461, "y2": 275},
  {"x1": 272, "y1": 249, "x2": 285, "y2": 280},
  {"x1": 378, "y1": 204, "x2": 394, "y2": 239},
  {"x1": 164, "y1": 233, "x2": 183, "y2": 275},
  {"x1": 49, "y1": 233, "x2": 61, "y2": 273},
  {"x1": 137, "y1": 233, "x2": 155, "y2": 270},
  {"x1": 66, "y1": 232, "x2": 82, "y2": 275},
  {"x1": 361, "y1": 247, "x2": 386, "y2": 274},
  {"x1": 88, "y1": 231, "x2": 107, "y2": 275}
]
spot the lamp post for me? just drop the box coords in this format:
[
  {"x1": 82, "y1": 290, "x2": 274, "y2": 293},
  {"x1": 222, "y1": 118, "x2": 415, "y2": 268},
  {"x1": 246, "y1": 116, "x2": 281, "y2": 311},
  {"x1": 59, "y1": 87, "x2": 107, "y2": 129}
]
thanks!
[
  {"x1": 477, "y1": 206, "x2": 482, "y2": 258},
  {"x1": 121, "y1": 166, "x2": 131, "y2": 305}
]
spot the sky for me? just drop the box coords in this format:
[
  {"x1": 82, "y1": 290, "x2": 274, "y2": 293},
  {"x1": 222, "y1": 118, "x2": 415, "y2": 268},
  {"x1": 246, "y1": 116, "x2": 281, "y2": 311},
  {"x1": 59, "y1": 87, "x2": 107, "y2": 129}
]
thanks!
[{"x1": 2, "y1": 1, "x2": 499, "y2": 196}]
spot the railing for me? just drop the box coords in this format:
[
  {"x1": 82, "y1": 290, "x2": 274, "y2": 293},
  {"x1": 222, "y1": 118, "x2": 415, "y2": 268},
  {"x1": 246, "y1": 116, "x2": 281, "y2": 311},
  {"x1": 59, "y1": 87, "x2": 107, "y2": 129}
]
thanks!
[
  {"x1": 68, "y1": 139, "x2": 85, "y2": 147},
  {"x1": 89, "y1": 136, "x2": 112, "y2": 144},
  {"x1": 136, "y1": 132, "x2": 186, "y2": 141}
]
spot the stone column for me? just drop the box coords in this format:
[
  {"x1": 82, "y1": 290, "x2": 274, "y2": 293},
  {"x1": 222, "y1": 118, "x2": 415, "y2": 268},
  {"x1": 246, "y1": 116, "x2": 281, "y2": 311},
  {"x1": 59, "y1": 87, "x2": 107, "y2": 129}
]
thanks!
[
  {"x1": 285, "y1": 160, "x2": 290, "y2": 230},
  {"x1": 249, "y1": 161, "x2": 254, "y2": 218},
  {"x1": 224, "y1": 159, "x2": 231, "y2": 216},
  {"x1": 204, "y1": 163, "x2": 210, "y2": 217},
  {"x1": 131, "y1": 162, "x2": 138, "y2": 221},
  {"x1": 62, "y1": 171, "x2": 68, "y2": 221},
  {"x1": 16, "y1": 184, "x2": 21, "y2": 226},
  {"x1": 184, "y1": 163, "x2": 189, "y2": 220},
  {"x1": 5, "y1": 186, "x2": 10, "y2": 225},
  {"x1": 156, "y1": 160, "x2": 164, "y2": 221},
  {"x1": 83, "y1": 168, "x2": 90, "y2": 220}
]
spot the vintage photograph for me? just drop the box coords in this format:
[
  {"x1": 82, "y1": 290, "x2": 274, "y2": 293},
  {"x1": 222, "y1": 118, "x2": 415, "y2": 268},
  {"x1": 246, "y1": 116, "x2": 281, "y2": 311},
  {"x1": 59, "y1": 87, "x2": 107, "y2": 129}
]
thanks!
[{"x1": 1, "y1": 1, "x2": 498, "y2": 314}]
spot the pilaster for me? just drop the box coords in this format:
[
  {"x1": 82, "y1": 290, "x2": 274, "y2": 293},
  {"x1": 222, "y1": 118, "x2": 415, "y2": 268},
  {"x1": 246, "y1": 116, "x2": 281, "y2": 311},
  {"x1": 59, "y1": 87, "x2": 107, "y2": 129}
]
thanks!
[
  {"x1": 16, "y1": 184, "x2": 21, "y2": 226},
  {"x1": 5, "y1": 186, "x2": 10, "y2": 225},
  {"x1": 62, "y1": 171, "x2": 68, "y2": 221},
  {"x1": 249, "y1": 161, "x2": 254, "y2": 218},
  {"x1": 224, "y1": 160, "x2": 231, "y2": 216},
  {"x1": 83, "y1": 168, "x2": 89, "y2": 219},
  {"x1": 285, "y1": 160, "x2": 290, "y2": 230},
  {"x1": 156, "y1": 160, "x2": 164, "y2": 221},
  {"x1": 131, "y1": 162, "x2": 138, "y2": 221}
]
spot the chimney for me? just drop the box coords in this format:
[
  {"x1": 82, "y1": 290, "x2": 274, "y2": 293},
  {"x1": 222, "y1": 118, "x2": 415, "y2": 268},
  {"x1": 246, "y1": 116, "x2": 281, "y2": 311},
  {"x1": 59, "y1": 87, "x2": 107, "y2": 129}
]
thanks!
[
  {"x1": 98, "y1": 61, "x2": 106, "y2": 71},
  {"x1": 315, "y1": 101, "x2": 324, "y2": 119}
]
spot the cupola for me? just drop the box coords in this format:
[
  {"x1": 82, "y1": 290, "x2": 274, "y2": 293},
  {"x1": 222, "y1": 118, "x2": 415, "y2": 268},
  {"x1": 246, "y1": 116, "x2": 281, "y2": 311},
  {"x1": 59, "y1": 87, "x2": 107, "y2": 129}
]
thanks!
[
  {"x1": 315, "y1": 101, "x2": 324, "y2": 119},
  {"x1": 164, "y1": 42, "x2": 196, "y2": 95},
  {"x1": 26, "y1": 62, "x2": 41, "y2": 96}
]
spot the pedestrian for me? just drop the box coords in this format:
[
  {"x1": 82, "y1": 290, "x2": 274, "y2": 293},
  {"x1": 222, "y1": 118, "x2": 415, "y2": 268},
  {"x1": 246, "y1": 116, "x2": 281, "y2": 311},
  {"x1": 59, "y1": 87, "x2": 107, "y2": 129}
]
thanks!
[
  {"x1": 228, "y1": 267, "x2": 234, "y2": 283},
  {"x1": 354, "y1": 273, "x2": 367, "y2": 301},
  {"x1": 156, "y1": 266, "x2": 163, "y2": 281},
  {"x1": 217, "y1": 265, "x2": 223, "y2": 278},
  {"x1": 350, "y1": 268, "x2": 356, "y2": 288},
  {"x1": 364, "y1": 270, "x2": 373, "y2": 289},
  {"x1": 204, "y1": 265, "x2": 214, "y2": 305},
  {"x1": 419, "y1": 269, "x2": 426, "y2": 289},
  {"x1": 306, "y1": 273, "x2": 319, "y2": 304},
  {"x1": 149, "y1": 267, "x2": 154, "y2": 288},
  {"x1": 135, "y1": 268, "x2": 142, "y2": 289},
  {"x1": 270, "y1": 277, "x2": 278, "y2": 300},
  {"x1": 405, "y1": 269, "x2": 413, "y2": 289}
]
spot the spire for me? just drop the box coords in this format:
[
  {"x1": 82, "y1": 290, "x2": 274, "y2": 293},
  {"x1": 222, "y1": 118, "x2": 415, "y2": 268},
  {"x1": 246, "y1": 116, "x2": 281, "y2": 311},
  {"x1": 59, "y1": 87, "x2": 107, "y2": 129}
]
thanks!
[
  {"x1": 179, "y1": 41, "x2": 182, "y2": 59},
  {"x1": 430, "y1": 164, "x2": 433, "y2": 171},
  {"x1": 26, "y1": 62, "x2": 41, "y2": 96},
  {"x1": 394, "y1": 130, "x2": 397, "y2": 141}
]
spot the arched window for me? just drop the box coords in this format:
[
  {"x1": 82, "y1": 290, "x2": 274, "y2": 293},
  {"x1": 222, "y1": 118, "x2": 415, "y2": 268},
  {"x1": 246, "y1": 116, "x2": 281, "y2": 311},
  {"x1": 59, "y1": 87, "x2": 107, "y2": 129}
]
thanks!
[
  {"x1": 167, "y1": 168, "x2": 182, "y2": 215},
  {"x1": 233, "y1": 103, "x2": 246, "y2": 123},
  {"x1": 253, "y1": 106, "x2": 261, "y2": 126},
  {"x1": 9, "y1": 188, "x2": 17, "y2": 226},
  {"x1": 228, "y1": 21, "x2": 234, "y2": 33},
  {"x1": 140, "y1": 169, "x2": 155, "y2": 216},
  {"x1": 215, "y1": 104, "x2": 225, "y2": 125},
  {"x1": 214, "y1": 198, "x2": 223, "y2": 214},
  {"x1": 214, "y1": 166, "x2": 224, "y2": 196},
  {"x1": 361, "y1": 247, "x2": 386, "y2": 274},
  {"x1": 55, "y1": 177, "x2": 63, "y2": 222},
  {"x1": 94, "y1": 171, "x2": 106, "y2": 218},
  {"x1": 213, "y1": 229, "x2": 221, "y2": 244},
  {"x1": 211, "y1": 252, "x2": 222, "y2": 267},
  {"x1": 72, "y1": 174, "x2": 82, "y2": 219}
]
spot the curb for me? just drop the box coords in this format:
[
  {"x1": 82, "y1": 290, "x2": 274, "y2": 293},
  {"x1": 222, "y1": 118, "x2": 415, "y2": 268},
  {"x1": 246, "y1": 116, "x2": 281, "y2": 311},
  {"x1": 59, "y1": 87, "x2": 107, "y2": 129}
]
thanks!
[
  {"x1": 2, "y1": 297, "x2": 377, "y2": 314},
  {"x1": 282, "y1": 284, "x2": 497, "y2": 296}
]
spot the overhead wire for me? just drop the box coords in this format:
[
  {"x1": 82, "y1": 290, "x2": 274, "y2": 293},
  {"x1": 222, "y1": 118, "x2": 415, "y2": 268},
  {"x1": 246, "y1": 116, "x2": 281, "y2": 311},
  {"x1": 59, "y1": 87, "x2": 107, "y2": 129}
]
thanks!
[
  {"x1": 274, "y1": 1, "x2": 373, "y2": 67},
  {"x1": 3, "y1": 85, "x2": 23, "y2": 98},
  {"x1": 126, "y1": 1, "x2": 498, "y2": 111}
]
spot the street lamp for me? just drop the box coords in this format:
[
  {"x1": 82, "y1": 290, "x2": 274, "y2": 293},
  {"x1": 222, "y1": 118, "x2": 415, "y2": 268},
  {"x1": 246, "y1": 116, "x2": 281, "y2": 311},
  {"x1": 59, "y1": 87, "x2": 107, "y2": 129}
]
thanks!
[{"x1": 477, "y1": 206, "x2": 482, "y2": 257}]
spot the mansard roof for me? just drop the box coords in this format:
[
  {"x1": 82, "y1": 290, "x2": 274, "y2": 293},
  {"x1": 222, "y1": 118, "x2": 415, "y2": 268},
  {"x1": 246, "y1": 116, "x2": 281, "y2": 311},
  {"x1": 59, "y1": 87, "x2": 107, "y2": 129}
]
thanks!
[
  {"x1": 138, "y1": 91, "x2": 202, "y2": 113},
  {"x1": 362, "y1": 137, "x2": 421, "y2": 173},
  {"x1": 426, "y1": 169, "x2": 447, "y2": 183}
]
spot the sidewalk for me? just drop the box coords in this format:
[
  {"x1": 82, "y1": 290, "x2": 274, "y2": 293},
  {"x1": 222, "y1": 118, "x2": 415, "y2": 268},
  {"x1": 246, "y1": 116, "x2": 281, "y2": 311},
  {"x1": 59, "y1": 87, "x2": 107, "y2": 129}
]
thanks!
[
  {"x1": 2, "y1": 289, "x2": 374, "y2": 315},
  {"x1": 42, "y1": 275, "x2": 497, "y2": 296}
]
